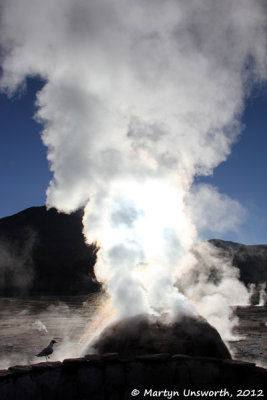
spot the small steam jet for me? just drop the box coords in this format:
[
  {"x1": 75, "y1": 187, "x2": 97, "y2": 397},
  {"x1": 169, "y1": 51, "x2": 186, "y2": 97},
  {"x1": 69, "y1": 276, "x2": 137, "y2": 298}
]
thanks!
[{"x1": 35, "y1": 339, "x2": 57, "y2": 361}]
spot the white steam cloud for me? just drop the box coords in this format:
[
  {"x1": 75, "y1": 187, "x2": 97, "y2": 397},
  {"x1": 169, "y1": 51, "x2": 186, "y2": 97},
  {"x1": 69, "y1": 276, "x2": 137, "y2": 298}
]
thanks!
[
  {"x1": 176, "y1": 242, "x2": 250, "y2": 340},
  {"x1": 187, "y1": 184, "x2": 247, "y2": 238},
  {"x1": 1, "y1": 0, "x2": 267, "y2": 338}
]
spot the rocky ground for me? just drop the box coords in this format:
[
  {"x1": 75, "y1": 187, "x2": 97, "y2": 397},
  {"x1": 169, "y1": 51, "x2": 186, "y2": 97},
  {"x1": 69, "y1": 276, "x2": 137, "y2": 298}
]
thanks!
[
  {"x1": 229, "y1": 304, "x2": 267, "y2": 367},
  {"x1": 0, "y1": 297, "x2": 266, "y2": 369},
  {"x1": 0, "y1": 295, "x2": 103, "y2": 369}
]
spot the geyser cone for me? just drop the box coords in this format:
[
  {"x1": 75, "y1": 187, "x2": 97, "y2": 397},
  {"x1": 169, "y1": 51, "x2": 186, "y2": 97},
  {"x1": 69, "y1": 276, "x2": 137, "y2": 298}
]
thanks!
[{"x1": 87, "y1": 313, "x2": 231, "y2": 360}]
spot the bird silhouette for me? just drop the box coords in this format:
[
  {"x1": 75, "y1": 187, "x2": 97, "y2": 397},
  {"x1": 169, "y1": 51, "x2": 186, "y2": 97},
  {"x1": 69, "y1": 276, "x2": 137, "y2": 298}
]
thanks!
[{"x1": 35, "y1": 340, "x2": 57, "y2": 361}]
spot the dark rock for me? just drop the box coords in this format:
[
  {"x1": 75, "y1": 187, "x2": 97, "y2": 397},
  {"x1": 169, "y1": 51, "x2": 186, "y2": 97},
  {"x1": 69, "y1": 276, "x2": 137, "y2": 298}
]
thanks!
[
  {"x1": 62, "y1": 357, "x2": 88, "y2": 367},
  {"x1": 31, "y1": 361, "x2": 62, "y2": 371},
  {"x1": 0, "y1": 380, "x2": 15, "y2": 400},
  {"x1": 0, "y1": 355, "x2": 267, "y2": 397},
  {"x1": 57, "y1": 369, "x2": 79, "y2": 400},
  {"x1": 142, "y1": 360, "x2": 173, "y2": 389},
  {"x1": 8, "y1": 365, "x2": 32, "y2": 375},
  {"x1": 76, "y1": 365, "x2": 104, "y2": 398},
  {"x1": 84, "y1": 354, "x2": 101, "y2": 360},
  {"x1": 172, "y1": 354, "x2": 192, "y2": 361},
  {"x1": 90, "y1": 313, "x2": 231, "y2": 359},
  {"x1": 0, "y1": 206, "x2": 99, "y2": 295},
  {"x1": 101, "y1": 353, "x2": 120, "y2": 361},
  {"x1": 82, "y1": 354, "x2": 104, "y2": 369},
  {"x1": 105, "y1": 363, "x2": 125, "y2": 399},
  {"x1": 172, "y1": 361, "x2": 190, "y2": 387},
  {"x1": 33, "y1": 368, "x2": 61, "y2": 400},
  {"x1": 187, "y1": 360, "x2": 220, "y2": 387},
  {"x1": 125, "y1": 361, "x2": 145, "y2": 393},
  {"x1": 105, "y1": 363, "x2": 125, "y2": 385},
  {"x1": 136, "y1": 353, "x2": 171, "y2": 362},
  {"x1": 0, "y1": 371, "x2": 14, "y2": 381},
  {"x1": 209, "y1": 239, "x2": 267, "y2": 286},
  {"x1": 222, "y1": 359, "x2": 256, "y2": 368},
  {"x1": 15, "y1": 375, "x2": 41, "y2": 400}
]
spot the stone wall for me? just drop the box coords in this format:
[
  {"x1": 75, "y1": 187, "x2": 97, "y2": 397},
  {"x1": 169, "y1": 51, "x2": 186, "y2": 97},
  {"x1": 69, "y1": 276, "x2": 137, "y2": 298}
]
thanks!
[{"x1": 0, "y1": 353, "x2": 266, "y2": 399}]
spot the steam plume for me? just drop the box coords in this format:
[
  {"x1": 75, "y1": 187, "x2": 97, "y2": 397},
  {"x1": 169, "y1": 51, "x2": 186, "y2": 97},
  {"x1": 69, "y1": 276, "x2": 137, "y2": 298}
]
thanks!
[{"x1": 1, "y1": 1, "x2": 267, "y2": 336}]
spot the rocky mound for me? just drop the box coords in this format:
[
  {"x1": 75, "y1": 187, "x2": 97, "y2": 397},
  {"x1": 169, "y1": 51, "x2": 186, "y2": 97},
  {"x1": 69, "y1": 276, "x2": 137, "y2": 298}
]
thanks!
[{"x1": 90, "y1": 313, "x2": 231, "y2": 359}]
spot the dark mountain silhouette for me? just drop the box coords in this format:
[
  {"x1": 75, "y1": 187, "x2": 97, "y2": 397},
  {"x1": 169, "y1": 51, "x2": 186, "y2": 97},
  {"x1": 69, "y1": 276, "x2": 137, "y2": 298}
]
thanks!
[
  {"x1": 0, "y1": 206, "x2": 99, "y2": 295},
  {"x1": 209, "y1": 239, "x2": 267, "y2": 286},
  {"x1": 0, "y1": 206, "x2": 266, "y2": 296}
]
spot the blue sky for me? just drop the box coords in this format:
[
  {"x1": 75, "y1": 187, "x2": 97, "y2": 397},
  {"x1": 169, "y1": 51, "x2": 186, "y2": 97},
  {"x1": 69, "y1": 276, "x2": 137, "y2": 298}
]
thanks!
[
  {"x1": 0, "y1": 78, "x2": 52, "y2": 218},
  {"x1": 0, "y1": 78, "x2": 266, "y2": 244},
  {"x1": 198, "y1": 86, "x2": 267, "y2": 244}
]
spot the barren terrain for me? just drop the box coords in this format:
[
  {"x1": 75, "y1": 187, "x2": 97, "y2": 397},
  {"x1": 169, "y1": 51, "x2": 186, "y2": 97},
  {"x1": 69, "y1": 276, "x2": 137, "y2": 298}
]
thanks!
[{"x1": 0, "y1": 296, "x2": 266, "y2": 369}]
